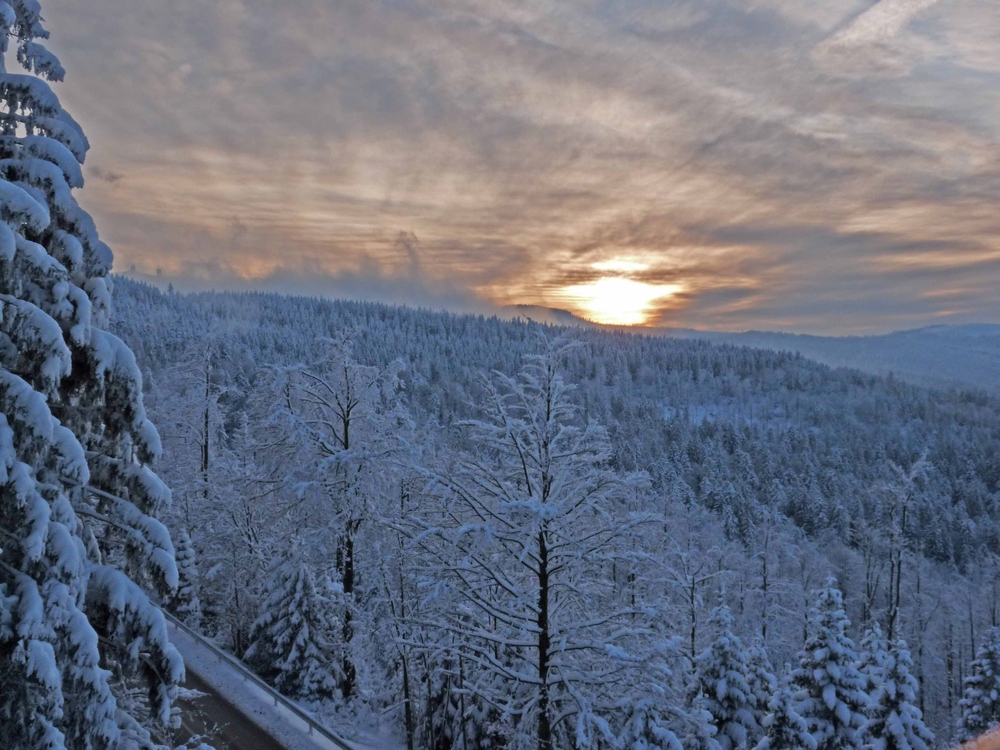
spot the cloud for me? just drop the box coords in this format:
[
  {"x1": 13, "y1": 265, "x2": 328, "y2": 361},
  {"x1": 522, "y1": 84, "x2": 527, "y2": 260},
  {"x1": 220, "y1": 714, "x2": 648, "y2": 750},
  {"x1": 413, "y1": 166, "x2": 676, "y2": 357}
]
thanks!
[
  {"x1": 121, "y1": 241, "x2": 501, "y2": 318},
  {"x1": 824, "y1": 0, "x2": 942, "y2": 47},
  {"x1": 812, "y1": 0, "x2": 944, "y2": 77},
  {"x1": 41, "y1": 0, "x2": 1000, "y2": 334},
  {"x1": 87, "y1": 165, "x2": 125, "y2": 184}
]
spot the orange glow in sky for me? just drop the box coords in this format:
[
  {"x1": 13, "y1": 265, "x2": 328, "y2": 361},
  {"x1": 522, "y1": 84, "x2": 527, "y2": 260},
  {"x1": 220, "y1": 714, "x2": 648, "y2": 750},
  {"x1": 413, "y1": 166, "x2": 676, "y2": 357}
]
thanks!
[{"x1": 556, "y1": 276, "x2": 683, "y2": 326}]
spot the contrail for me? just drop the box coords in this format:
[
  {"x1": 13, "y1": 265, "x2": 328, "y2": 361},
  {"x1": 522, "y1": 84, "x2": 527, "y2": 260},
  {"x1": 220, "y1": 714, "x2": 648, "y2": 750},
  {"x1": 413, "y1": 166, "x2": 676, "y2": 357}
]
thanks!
[{"x1": 823, "y1": 0, "x2": 941, "y2": 48}]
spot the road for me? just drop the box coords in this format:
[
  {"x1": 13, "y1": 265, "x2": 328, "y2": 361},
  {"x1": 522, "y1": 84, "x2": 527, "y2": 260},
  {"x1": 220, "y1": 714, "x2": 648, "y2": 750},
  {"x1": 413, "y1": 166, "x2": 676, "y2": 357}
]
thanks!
[{"x1": 174, "y1": 669, "x2": 286, "y2": 750}]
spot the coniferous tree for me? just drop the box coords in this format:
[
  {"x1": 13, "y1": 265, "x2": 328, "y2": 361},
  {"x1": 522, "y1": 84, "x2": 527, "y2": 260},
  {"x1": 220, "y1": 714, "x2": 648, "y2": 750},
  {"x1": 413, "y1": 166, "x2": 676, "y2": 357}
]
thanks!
[
  {"x1": 858, "y1": 623, "x2": 889, "y2": 699},
  {"x1": 793, "y1": 580, "x2": 869, "y2": 750},
  {"x1": 959, "y1": 627, "x2": 1000, "y2": 739},
  {"x1": 864, "y1": 639, "x2": 934, "y2": 750},
  {"x1": 676, "y1": 700, "x2": 723, "y2": 750},
  {"x1": 245, "y1": 555, "x2": 339, "y2": 700},
  {"x1": 690, "y1": 605, "x2": 758, "y2": 750},
  {"x1": 746, "y1": 641, "x2": 778, "y2": 743},
  {"x1": 0, "y1": 3, "x2": 181, "y2": 748},
  {"x1": 618, "y1": 699, "x2": 685, "y2": 750},
  {"x1": 857, "y1": 622, "x2": 888, "y2": 743},
  {"x1": 171, "y1": 526, "x2": 202, "y2": 629},
  {"x1": 753, "y1": 674, "x2": 817, "y2": 750}
]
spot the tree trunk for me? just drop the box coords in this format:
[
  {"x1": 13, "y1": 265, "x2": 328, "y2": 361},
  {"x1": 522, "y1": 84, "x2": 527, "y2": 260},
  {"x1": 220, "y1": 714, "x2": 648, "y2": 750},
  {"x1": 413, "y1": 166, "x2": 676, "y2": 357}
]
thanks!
[
  {"x1": 202, "y1": 360, "x2": 211, "y2": 500},
  {"x1": 537, "y1": 527, "x2": 552, "y2": 750},
  {"x1": 760, "y1": 544, "x2": 769, "y2": 641},
  {"x1": 946, "y1": 622, "x2": 955, "y2": 727},
  {"x1": 690, "y1": 578, "x2": 698, "y2": 660},
  {"x1": 402, "y1": 651, "x2": 414, "y2": 750},
  {"x1": 341, "y1": 530, "x2": 356, "y2": 699}
]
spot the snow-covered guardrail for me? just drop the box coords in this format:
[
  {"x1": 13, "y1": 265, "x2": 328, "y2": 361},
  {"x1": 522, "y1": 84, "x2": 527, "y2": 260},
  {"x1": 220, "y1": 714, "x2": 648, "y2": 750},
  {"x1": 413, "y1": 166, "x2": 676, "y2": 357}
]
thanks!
[{"x1": 163, "y1": 609, "x2": 355, "y2": 750}]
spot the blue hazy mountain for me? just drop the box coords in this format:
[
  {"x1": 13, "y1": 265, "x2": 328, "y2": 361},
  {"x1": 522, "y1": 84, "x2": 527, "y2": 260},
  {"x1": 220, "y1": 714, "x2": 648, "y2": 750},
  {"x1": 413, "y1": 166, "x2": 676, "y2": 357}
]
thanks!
[{"x1": 501, "y1": 305, "x2": 1000, "y2": 394}]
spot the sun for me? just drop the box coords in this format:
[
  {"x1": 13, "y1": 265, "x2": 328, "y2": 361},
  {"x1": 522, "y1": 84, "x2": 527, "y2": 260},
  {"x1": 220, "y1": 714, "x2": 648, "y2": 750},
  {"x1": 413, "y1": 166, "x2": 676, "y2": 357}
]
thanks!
[{"x1": 556, "y1": 276, "x2": 681, "y2": 326}]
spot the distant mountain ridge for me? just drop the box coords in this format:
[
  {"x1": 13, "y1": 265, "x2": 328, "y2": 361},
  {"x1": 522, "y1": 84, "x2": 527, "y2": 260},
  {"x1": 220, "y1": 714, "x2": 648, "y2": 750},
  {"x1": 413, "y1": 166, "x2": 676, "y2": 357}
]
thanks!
[
  {"x1": 657, "y1": 323, "x2": 1000, "y2": 394},
  {"x1": 500, "y1": 304, "x2": 1000, "y2": 394}
]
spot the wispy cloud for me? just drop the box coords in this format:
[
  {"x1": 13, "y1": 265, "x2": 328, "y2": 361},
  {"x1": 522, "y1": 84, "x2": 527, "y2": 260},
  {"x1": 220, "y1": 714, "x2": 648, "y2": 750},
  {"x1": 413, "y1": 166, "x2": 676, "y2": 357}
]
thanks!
[{"x1": 45, "y1": 0, "x2": 1000, "y2": 333}]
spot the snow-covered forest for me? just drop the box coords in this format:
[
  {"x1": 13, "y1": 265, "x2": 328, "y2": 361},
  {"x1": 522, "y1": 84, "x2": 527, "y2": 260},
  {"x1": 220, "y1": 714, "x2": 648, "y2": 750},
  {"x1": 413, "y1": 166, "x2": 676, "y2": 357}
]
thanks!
[
  {"x1": 107, "y1": 277, "x2": 1000, "y2": 748},
  {"x1": 2, "y1": 0, "x2": 1000, "y2": 747}
]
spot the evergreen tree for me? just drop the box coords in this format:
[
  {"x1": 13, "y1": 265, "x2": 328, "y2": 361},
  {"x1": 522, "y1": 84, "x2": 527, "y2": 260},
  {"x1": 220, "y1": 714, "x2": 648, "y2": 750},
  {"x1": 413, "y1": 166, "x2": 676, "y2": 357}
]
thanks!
[
  {"x1": 857, "y1": 621, "x2": 887, "y2": 745},
  {"x1": 618, "y1": 699, "x2": 684, "y2": 750},
  {"x1": 753, "y1": 674, "x2": 817, "y2": 750},
  {"x1": 793, "y1": 580, "x2": 868, "y2": 750},
  {"x1": 864, "y1": 639, "x2": 934, "y2": 750},
  {"x1": 676, "y1": 700, "x2": 723, "y2": 750},
  {"x1": 959, "y1": 626, "x2": 1000, "y2": 739},
  {"x1": 0, "y1": 2, "x2": 181, "y2": 748},
  {"x1": 858, "y1": 623, "x2": 889, "y2": 699},
  {"x1": 245, "y1": 555, "x2": 339, "y2": 699},
  {"x1": 690, "y1": 605, "x2": 758, "y2": 750},
  {"x1": 171, "y1": 526, "x2": 202, "y2": 629},
  {"x1": 746, "y1": 641, "x2": 778, "y2": 743}
]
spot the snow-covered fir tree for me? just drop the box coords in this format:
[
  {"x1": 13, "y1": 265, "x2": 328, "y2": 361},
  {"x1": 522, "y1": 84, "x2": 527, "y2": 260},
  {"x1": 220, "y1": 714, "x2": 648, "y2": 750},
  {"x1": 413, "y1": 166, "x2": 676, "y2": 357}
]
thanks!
[
  {"x1": 170, "y1": 526, "x2": 202, "y2": 628},
  {"x1": 793, "y1": 580, "x2": 869, "y2": 750},
  {"x1": 858, "y1": 623, "x2": 889, "y2": 699},
  {"x1": 676, "y1": 703, "x2": 723, "y2": 750},
  {"x1": 857, "y1": 621, "x2": 888, "y2": 743},
  {"x1": 617, "y1": 698, "x2": 684, "y2": 750},
  {"x1": 746, "y1": 641, "x2": 778, "y2": 743},
  {"x1": 864, "y1": 638, "x2": 934, "y2": 750},
  {"x1": 753, "y1": 673, "x2": 817, "y2": 750},
  {"x1": 959, "y1": 627, "x2": 1000, "y2": 739},
  {"x1": 690, "y1": 605, "x2": 758, "y2": 750},
  {"x1": 0, "y1": 3, "x2": 182, "y2": 748},
  {"x1": 245, "y1": 553, "x2": 340, "y2": 700}
]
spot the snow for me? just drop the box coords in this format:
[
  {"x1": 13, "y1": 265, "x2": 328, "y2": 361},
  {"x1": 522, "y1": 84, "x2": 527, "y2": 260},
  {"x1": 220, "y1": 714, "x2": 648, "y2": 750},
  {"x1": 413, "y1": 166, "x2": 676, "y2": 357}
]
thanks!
[
  {"x1": 32, "y1": 114, "x2": 88, "y2": 161},
  {"x1": 0, "y1": 293, "x2": 72, "y2": 389},
  {"x1": 0, "y1": 176, "x2": 48, "y2": 230},
  {"x1": 0, "y1": 71, "x2": 61, "y2": 116},
  {"x1": 16, "y1": 135, "x2": 83, "y2": 186},
  {"x1": 0, "y1": 2, "x2": 14, "y2": 29},
  {"x1": 18, "y1": 38, "x2": 65, "y2": 80},
  {"x1": 166, "y1": 618, "x2": 397, "y2": 750}
]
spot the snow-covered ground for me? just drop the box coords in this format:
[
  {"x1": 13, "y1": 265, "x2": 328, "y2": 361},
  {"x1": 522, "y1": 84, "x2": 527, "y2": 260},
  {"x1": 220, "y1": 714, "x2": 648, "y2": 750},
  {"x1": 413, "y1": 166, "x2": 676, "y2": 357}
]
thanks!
[{"x1": 168, "y1": 619, "x2": 398, "y2": 750}]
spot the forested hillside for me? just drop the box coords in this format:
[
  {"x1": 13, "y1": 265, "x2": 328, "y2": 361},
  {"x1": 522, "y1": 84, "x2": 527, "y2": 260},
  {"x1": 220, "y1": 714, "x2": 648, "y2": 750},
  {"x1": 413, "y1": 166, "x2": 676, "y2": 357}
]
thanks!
[
  {"x1": 657, "y1": 325, "x2": 1000, "y2": 396},
  {"x1": 112, "y1": 277, "x2": 1000, "y2": 748}
]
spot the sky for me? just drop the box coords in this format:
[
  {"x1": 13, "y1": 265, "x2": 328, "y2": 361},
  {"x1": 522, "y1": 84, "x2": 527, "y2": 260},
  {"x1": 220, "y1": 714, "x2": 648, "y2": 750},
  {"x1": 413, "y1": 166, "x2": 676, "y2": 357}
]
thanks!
[{"x1": 44, "y1": 0, "x2": 1000, "y2": 333}]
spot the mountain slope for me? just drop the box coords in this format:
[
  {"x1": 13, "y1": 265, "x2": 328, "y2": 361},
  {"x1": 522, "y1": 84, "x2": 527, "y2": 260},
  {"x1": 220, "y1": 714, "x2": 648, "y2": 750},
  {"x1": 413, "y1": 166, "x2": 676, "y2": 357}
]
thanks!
[
  {"x1": 499, "y1": 301, "x2": 1000, "y2": 394},
  {"x1": 655, "y1": 324, "x2": 1000, "y2": 394}
]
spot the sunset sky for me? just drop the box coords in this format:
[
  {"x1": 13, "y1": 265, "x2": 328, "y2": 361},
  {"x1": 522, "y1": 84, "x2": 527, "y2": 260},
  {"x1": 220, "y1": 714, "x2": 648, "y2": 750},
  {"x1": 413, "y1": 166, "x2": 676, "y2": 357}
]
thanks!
[{"x1": 46, "y1": 0, "x2": 1000, "y2": 333}]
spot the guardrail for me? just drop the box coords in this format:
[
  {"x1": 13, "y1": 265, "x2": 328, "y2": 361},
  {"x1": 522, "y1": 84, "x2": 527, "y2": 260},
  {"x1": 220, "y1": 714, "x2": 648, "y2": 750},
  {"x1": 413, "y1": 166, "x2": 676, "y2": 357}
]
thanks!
[{"x1": 162, "y1": 609, "x2": 355, "y2": 750}]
